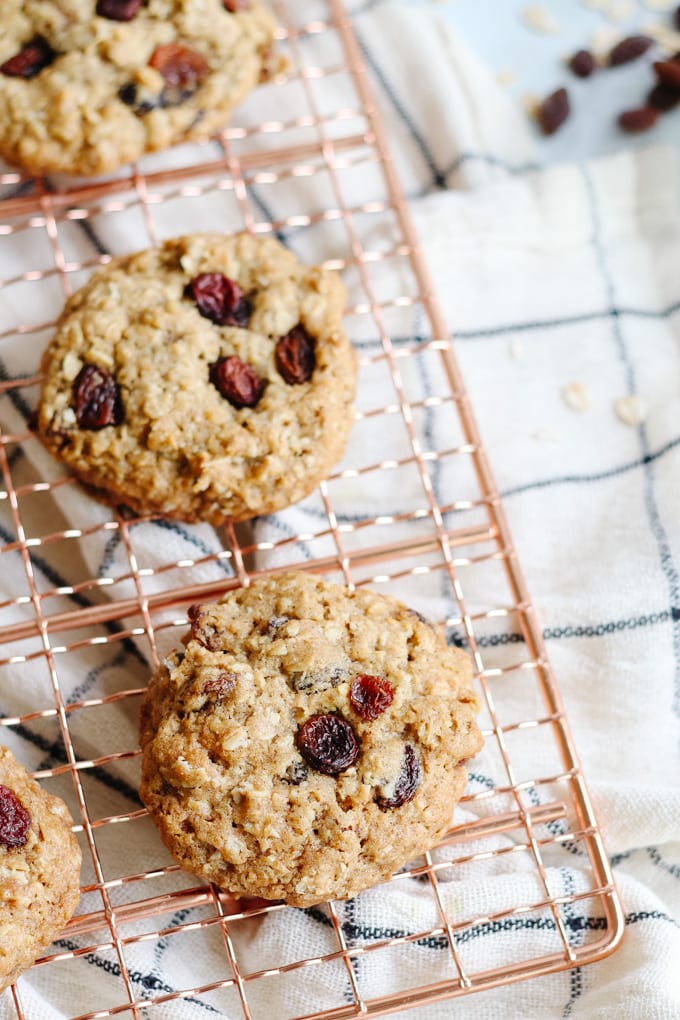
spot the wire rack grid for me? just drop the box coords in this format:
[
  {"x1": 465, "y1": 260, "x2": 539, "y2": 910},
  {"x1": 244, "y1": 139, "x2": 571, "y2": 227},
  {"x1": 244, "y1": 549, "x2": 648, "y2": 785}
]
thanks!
[{"x1": 0, "y1": 1, "x2": 623, "y2": 1017}]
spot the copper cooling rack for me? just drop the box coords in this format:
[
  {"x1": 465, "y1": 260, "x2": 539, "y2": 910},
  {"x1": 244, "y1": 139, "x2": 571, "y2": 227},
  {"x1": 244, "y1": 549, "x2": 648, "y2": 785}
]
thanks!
[{"x1": 0, "y1": 1, "x2": 624, "y2": 1016}]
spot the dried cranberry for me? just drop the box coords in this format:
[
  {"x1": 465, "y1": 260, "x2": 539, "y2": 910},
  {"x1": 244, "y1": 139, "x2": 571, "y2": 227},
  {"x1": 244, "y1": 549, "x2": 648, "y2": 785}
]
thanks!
[
  {"x1": 569, "y1": 49, "x2": 596, "y2": 78},
  {"x1": 297, "y1": 714, "x2": 360, "y2": 775},
  {"x1": 187, "y1": 273, "x2": 251, "y2": 327},
  {"x1": 73, "y1": 364, "x2": 123, "y2": 430},
  {"x1": 608, "y1": 36, "x2": 653, "y2": 66},
  {"x1": 653, "y1": 60, "x2": 680, "y2": 90},
  {"x1": 275, "y1": 325, "x2": 316, "y2": 385},
  {"x1": 223, "y1": 0, "x2": 250, "y2": 9},
  {"x1": 201, "y1": 671, "x2": 237, "y2": 700},
  {"x1": 349, "y1": 675, "x2": 395, "y2": 720},
  {"x1": 1, "y1": 37, "x2": 56, "y2": 79},
  {"x1": 0, "y1": 785, "x2": 30, "y2": 848},
  {"x1": 150, "y1": 44, "x2": 209, "y2": 103},
  {"x1": 376, "y1": 745, "x2": 422, "y2": 810},
  {"x1": 648, "y1": 82, "x2": 680, "y2": 112},
  {"x1": 536, "y1": 88, "x2": 570, "y2": 136},
  {"x1": 618, "y1": 107, "x2": 659, "y2": 133},
  {"x1": 209, "y1": 356, "x2": 264, "y2": 409},
  {"x1": 96, "y1": 0, "x2": 143, "y2": 20}
]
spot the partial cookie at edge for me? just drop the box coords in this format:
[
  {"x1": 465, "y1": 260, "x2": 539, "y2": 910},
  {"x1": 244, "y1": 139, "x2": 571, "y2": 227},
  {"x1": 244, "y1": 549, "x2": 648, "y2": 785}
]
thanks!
[
  {"x1": 0, "y1": 746, "x2": 82, "y2": 993},
  {"x1": 0, "y1": 0, "x2": 281, "y2": 177}
]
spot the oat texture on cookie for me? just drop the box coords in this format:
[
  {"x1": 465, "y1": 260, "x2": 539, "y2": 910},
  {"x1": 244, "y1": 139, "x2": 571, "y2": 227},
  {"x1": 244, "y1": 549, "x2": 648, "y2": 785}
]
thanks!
[
  {"x1": 139, "y1": 572, "x2": 483, "y2": 907},
  {"x1": 0, "y1": 0, "x2": 280, "y2": 177},
  {"x1": 36, "y1": 233, "x2": 358, "y2": 524},
  {"x1": 0, "y1": 746, "x2": 82, "y2": 993}
]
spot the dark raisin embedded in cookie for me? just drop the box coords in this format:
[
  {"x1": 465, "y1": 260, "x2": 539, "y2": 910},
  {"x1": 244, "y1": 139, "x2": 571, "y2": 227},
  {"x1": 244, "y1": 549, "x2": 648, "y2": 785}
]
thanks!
[
  {"x1": 1, "y1": 37, "x2": 56, "y2": 79},
  {"x1": 297, "y1": 713, "x2": 360, "y2": 775},
  {"x1": 187, "y1": 273, "x2": 251, "y2": 326},
  {"x1": 0, "y1": 784, "x2": 31, "y2": 847},
  {"x1": 200, "y1": 669, "x2": 238, "y2": 702},
  {"x1": 150, "y1": 44, "x2": 209, "y2": 106},
  {"x1": 209, "y1": 356, "x2": 264, "y2": 409},
  {"x1": 73, "y1": 364, "x2": 123, "y2": 429},
  {"x1": 349, "y1": 675, "x2": 395, "y2": 720},
  {"x1": 118, "y1": 82, "x2": 159, "y2": 115},
  {"x1": 376, "y1": 744, "x2": 422, "y2": 810},
  {"x1": 275, "y1": 325, "x2": 316, "y2": 384},
  {"x1": 96, "y1": 0, "x2": 143, "y2": 20},
  {"x1": 188, "y1": 603, "x2": 221, "y2": 650}
]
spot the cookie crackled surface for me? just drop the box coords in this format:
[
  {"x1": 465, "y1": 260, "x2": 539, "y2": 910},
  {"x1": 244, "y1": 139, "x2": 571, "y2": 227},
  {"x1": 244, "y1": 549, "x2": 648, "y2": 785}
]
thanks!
[
  {"x1": 139, "y1": 572, "x2": 483, "y2": 907},
  {"x1": 0, "y1": 746, "x2": 82, "y2": 993},
  {"x1": 0, "y1": 0, "x2": 280, "y2": 177},
  {"x1": 36, "y1": 233, "x2": 358, "y2": 524}
]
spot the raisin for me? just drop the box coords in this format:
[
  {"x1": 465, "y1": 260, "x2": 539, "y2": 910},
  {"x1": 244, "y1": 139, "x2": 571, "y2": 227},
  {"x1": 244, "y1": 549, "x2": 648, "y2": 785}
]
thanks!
[
  {"x1": 96, "y1": 0, "x2": 143, "y2": 20},
  {"x1": 118, "y1": 82, "x2": 157, "y2": 115},
  {"x1": 283, "y1": 760, "x2": 308, "y2": 785},
  {"x1": 648, "y1": 82, "x2": 680, "y2": 112},
  {"x1": 1, "y1": 37, "x2": 56, "y2": 79},
  {"x1": 73, "y1": 364, "x2": 123, "y2": 430},
  {"x1": 201, "y1": 671, "x2": 237, "y2": 700},
  {"x1": 653, "y1": 60, "x2": 680, "y2": 90},
  {"x1": 275, "y1": 325, "x2": 316, "y2": 385},
  {"x1": 376, "y1": 745, "x2": 422, "y2": 810},
  {"x1": 149, "y1": 44, "x2": 208, "y2": 106},
  {"x1": 0, "y1": 785, "x2": 31, "y2": 848},
  {"x1": 188, "y1": 603, "x2": 220, "y2": 650},
  {"x1": 349, "y1": 675, "x2": 395, "y2": 720},
  {"x1": 297, "y1": 714, "x2": 360, "y2": 775},
  {"x1": 187, "y1": 273, "x2": 251, "y2": 327},
  {"x1": 568, "y1": 49, "x2": 596, "y2": 78},
  {"x1": 209, "y1": 356, "x2": 264, "y2": 409},
  {"x1": 608, "y1": 36, "x2": 653, "y2": 66},
  {"x1": 618, "y1": 107, "x2": 659, "y2": 133},
  {"x1": 536, "y1": 88, "x2": 570, "y2": 136},
  {"x1": 223, "y1": 0, "x2": 250, "y2": 9}
]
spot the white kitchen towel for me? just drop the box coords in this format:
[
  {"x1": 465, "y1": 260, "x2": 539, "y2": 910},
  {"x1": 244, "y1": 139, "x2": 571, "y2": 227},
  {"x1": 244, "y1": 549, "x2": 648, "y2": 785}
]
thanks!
[{"x1": 0, "y1": 1, "x2": 679, "y2": 1018}]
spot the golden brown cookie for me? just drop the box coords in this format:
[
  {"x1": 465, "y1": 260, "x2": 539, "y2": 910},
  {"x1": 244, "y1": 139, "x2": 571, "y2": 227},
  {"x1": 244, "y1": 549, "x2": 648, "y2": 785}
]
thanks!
[
  {"x1": 0, "y1": 0, "x2": 280, "y2": 177},
  {"x1": 36, "y1": 233, "x2": 357, "y2": 524},
  {"x1": 139, "y1": 572, "x2": 483, "y2": 907},
  {"x1": 0, "y1": 746, "x2": 82, "y2": 993}
]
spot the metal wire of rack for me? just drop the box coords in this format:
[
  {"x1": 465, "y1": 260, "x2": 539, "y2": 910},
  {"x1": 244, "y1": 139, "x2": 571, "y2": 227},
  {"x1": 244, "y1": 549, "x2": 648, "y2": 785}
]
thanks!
[{"x1": 0, "y1": 1, "x2": 624, "y2": 1017}]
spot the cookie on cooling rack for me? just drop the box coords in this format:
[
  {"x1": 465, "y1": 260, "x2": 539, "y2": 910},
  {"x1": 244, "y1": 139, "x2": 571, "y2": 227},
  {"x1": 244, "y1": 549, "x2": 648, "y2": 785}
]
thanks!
[
  {"x1": 0, "y1": 745, "x2": 82, "y2": 993},
  {"x1": 36, "y1": 233, "x2": 357, "y2": 524},
  {"x1": 0, "y1": 0, "x2": 281, "y2": 177},
  {"x1": 138, "y1": 572, "x2": 483, "y2": 907}
]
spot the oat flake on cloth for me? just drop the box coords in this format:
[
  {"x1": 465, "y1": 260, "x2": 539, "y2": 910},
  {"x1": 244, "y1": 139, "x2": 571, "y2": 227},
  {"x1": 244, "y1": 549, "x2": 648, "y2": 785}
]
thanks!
[{"x1": 1, "y1": 1, "x2": 679, "y2": 1017}]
